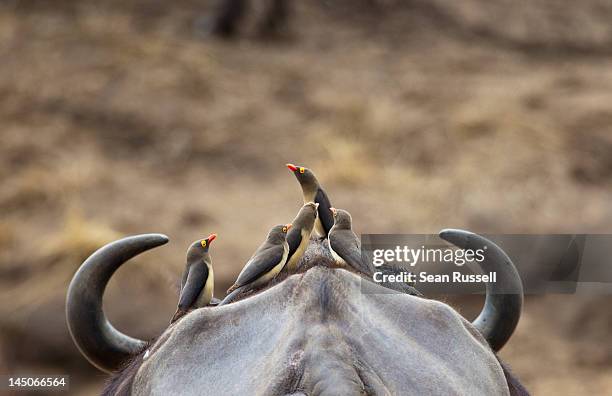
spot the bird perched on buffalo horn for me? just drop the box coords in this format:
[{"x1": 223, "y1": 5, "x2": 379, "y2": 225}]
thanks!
[
  {"x1": 171, "y1": 234, "x2": 216, "y2": 323},
  {"x1": 286, "y1": 164, "x2": 334, "y2": 238},
  {"x1": 285, "y1": 202, "x2": 318, "y2": 272},
  {"x1": 227, "y1": 224, "x2": 292, "y2": 295}
]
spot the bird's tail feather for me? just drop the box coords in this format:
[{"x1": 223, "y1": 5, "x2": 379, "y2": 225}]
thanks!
[
  {"x1": 219, "y1": 285, "x2": 245, "y2": 306},
  {"x1": 226, "y1": 284, "x2": 239, "y2": 294},
  {"x1": 170, "y1": 308, "x2": 187, "y2": 324}
]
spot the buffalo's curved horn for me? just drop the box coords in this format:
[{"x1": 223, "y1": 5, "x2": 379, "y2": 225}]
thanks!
[
  {"x1": 439, "y1": 229, "x2": 523, "y2": 351},
  {"x1": 66, "y1": 233, "x2": 169, "y2": 373}
]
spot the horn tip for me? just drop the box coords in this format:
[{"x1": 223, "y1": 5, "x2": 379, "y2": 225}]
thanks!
[
  {"x1": 142, "y1": 233, "x2": 170, "y2": 246},
  {"x1": 438, "y1": 229, "x2": 474, "y2": 246}
]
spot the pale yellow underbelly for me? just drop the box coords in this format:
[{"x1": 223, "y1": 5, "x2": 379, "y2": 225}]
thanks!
[
  {"x1": 313, "y1": 217, "x2": 326, "y2": 238},
  {"x1": 286, "y1": 229, "x2": 311, "y2": 271},
  {"x1": 195, "y1": 266, "x2": 214, "y2": 308}
]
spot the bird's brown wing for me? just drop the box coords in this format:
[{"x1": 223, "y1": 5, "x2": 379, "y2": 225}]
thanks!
[
  {"x1": 315, "y1": 188, "x2": 334, "y2": 236},
  {"x1": 234, "y1": 243, "x2": 285, "y2": 288},
  {"x1": 179, "y1": 265, "x2": 189, "y2": 294},
  {"x1": 330, "y1": 229, "x2": 374, "y2": 275},
  {"x1": 286, "y1": 226, "x2": 302, "y2": 259},
  {"x1": 177, "y1": 263, "x2": 209, "y2": 310},
  {"x1": 171, "y1": 308, "x2": 187, "y2": 323}
]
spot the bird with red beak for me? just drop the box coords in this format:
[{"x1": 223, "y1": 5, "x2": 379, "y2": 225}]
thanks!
[
  {"x1": 171, "y1": 233, "x2": 217, "y2": 323},
  {"x1": 286, "y1": 202, "x2": 319, "y2": 272},
  {"x1": 327, "y1": 208, "x2": 373, "y2": 276},
  {"x1": 226, "y1": 224, "x2": 292, "y2": 295},
  {"x1": 286, "y1": 163, "x2": 334, "y2": 238},
  {"x1": 328, "y1": 209, "x2": 421, "y2": 296}
]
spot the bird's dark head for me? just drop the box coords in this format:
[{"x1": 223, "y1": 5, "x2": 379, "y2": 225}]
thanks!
[
  {"x1": 302, "y1": 202, "x2": 319, "y2": 219},
  {"x1": 188, "y1": 233, "x2": 217, "y2": 255},
  {"x1": 268, "y1": 223, "x2": 292, "y2": 243},
  {"x1": 330, "y1": 208, "x2": 352, "y2": 229},
  {"x1": 291, "y1": 202, "x2": 319, "y2": 232},
  {"x1": 286, "y1": 163, "x2": 318, "y2": 188}
]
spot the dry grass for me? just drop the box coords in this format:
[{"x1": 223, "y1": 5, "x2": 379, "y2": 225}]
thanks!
[{"x1": 0, "y1": 208, "x2": 119, "y2": 320}]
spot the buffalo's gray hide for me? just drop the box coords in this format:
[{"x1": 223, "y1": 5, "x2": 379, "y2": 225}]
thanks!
[{"x1": 133, "y1": 266, "x2": 508, "y2": 395}]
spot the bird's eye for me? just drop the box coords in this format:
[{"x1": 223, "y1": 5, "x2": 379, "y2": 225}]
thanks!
[
  {"x1": 201, "y1": 240, "x2": 207, "y2": 247},
  {"x1": 299, "y1": 167, "x2": 305, "y2": 174},
  {"x1": 282, "y1": 226, "x2": 287, "y2": 232}
]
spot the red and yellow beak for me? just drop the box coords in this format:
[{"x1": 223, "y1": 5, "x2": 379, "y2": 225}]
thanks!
[
  {"x1": 207, "y1": 233, "x2": 217, "y2": 243},
  {"x1": 286, "y1": 163, "x2": 298, "y2": 172},
  {"x1": 286, "y1": 223, "x2": 292, "y2": 231}
]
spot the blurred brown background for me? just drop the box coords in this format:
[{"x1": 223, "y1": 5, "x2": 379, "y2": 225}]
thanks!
[{"x1": 1, "y1": 0, "x2": 612, "y2": 394}]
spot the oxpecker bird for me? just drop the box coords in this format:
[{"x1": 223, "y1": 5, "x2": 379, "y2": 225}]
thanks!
[
  {"x1": 286, "y1": 164, "x2": 334, "y2": 238},
  {"x1": 286, "y1": 202, "x2": 318, "y2": 272},
  {"x1": 227, "y1": 224, "x2": 291, "y2": 294},
  {"x1": 171, "y1": 234, "x2": 216, "y2": 323},
  {"x1": 329, "y1": 208, "x2": 422, "y2": 296},
  {"x1": 328, "y1": 208, "x2": 374, "y2": 276}
]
